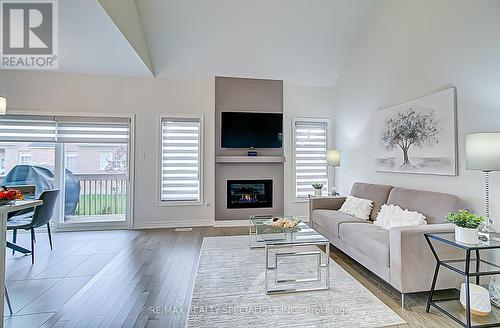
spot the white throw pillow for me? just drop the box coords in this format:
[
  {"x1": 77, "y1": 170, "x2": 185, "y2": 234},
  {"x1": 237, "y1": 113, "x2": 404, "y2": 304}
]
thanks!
[
  {"x1": 374, "y1": 204, "x2": 427, "y2": 230},
  {"x1": 339, "y1": 195, "x2": 373, "y2": 221}
]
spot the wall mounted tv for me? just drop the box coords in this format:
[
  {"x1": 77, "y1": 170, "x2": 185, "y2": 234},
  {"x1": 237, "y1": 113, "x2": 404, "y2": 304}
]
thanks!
[{"x1": 221, "y1": 112, "x2": 283, "y2": 148}]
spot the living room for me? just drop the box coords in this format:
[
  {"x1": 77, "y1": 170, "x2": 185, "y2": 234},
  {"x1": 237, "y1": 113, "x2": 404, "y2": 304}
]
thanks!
[{"x1": 0, "y1": 0, "x2": 499, "y2": 327}]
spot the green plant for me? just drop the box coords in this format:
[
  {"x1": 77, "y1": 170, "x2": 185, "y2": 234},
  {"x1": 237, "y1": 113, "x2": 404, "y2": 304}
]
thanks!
[
  {"x1": 447, "y1": 210, "x2": 484, "y2": 229},
  {"x1": 312, "y1": 182, "x2": 323, "y2": 190}
]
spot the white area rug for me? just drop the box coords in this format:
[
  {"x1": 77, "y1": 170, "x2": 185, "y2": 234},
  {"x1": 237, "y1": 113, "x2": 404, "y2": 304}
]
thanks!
[{"x1": 187, "y1": 236, "x2": 405, "y2": 327}]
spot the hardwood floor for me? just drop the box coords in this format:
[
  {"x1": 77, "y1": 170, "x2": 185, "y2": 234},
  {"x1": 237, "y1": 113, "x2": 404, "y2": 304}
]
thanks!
[{"x1": 4, "y1": 227, "x2": 462, "y2": 327}]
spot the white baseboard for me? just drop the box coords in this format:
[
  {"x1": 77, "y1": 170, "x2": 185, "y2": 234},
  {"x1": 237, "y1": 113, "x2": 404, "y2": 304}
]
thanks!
[
  {"x1": 133, "y1": 219, "x2": 250, "y2": 229},
  {"x1": 213, "y1": 219, "x2": 249, "y2": 227},
  {"x1": 133, "y1": 220, "x2": 213, "y2": 230}
]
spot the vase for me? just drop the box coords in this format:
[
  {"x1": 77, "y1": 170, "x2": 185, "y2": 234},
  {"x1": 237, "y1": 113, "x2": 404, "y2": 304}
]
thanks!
[
  {"x1": 314, "y1": 189, "x2": 322, "y2": 197},
  {"x1": 455, "y1": 226, "x2": 479, "y2": 244}
]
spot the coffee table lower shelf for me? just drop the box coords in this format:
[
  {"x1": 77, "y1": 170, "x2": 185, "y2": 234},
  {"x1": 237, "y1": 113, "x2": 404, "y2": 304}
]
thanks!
[{"x1": 265, "y1": 242, "x2": 330, "y2": 295}]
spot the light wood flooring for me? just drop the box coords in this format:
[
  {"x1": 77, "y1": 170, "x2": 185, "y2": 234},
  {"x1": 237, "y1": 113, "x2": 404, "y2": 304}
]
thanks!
[{"x1": 3, "y1": 227, "x2": 463, "y2": 327}]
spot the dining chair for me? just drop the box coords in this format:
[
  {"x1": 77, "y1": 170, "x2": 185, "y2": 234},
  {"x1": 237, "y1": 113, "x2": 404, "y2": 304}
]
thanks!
[{"x1": 7, "y1": 189, "x2": 60, "y2": 264}]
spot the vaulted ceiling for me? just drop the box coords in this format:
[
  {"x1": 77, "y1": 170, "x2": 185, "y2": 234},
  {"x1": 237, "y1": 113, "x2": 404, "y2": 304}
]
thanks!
[{"x1": 46, "y1": 0, "x2": 375, "y2": 86}]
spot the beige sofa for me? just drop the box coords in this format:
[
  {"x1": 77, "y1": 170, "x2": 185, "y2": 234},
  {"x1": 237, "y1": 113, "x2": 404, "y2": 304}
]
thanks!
[{"x1": 310, "y1": 182, "x2": 464, "y2": 303}]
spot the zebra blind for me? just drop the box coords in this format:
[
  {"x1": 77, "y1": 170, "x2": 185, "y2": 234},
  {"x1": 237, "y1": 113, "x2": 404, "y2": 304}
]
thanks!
[
  {"x1": 294, "y1": 120, "x2": 328, "y2": 199},
  {"x1": 55, "y1": 116, "x2": 130, "y2": 144},
  {"x1": 0, "y1": 115, "x2": 57, "y2": 142},
  {"x1": 160, "y1": 117, "x2": 201, "y2": 202},
  {"x1": 0, "y1": 115, "x2": 130, "y2": 144}
]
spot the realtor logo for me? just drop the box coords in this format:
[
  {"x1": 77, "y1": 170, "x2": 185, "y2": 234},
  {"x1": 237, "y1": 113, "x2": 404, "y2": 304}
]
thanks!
[{"x1": 0, "y1": 0, "x2": 58, "y2": 69}]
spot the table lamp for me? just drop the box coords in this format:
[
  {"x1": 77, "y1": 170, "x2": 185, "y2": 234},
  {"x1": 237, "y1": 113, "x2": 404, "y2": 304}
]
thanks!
[
  {"x1": 465, "y1": 132, "x2": 500, "y2": 237},
  {"x1": 327, "y1": 149, "x2": 341, "y2": 196}
]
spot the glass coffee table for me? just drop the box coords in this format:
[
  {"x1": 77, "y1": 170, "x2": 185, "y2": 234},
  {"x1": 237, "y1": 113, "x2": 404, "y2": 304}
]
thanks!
[{"x1": 249, "y1": 215, "x2": 330, "y2": 294}]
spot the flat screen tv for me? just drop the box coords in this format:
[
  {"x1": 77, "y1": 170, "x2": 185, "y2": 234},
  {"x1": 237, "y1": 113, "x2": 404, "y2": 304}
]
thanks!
[{"x1": 221, "y1": 112, "x2": 283, "y2": 148}]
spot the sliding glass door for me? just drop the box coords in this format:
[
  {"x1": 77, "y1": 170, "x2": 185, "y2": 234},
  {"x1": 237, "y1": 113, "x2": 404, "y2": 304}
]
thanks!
[
  {"x1": 62, "y1": 143, "x2": 128, "y2": 224},
  {"x1": 0, "y1": 115, "x2": 133, "y2": 230}
]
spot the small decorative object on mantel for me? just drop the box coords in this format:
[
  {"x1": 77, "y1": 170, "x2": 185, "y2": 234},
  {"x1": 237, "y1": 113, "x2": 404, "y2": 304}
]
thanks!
[
  {"x1": 247, "y1": 147, "x2": 257, "y2": 156},
  {"x1": 460, "y1": 283, "x2": 492, "y2": 316},
  {"x1": 312, "y1": 182, "x2": 323, "y2": 197},
  {"x1": 447, "y1": 210, "x2": 484, "y2": 244},
  {"x1": 0, "y1": 186, "x2": 23, "y2": 206}
]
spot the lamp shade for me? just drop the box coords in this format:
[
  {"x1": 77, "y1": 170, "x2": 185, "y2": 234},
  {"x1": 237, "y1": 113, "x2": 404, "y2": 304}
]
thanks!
[
  {"x1": 466, "y1": 133, "x2": 500, "y2": 171},
  {"x1": 327, "y1": 149, "x2": 341, "y2": 167},
  {"x1": 0, "y1": 96, "x2": 5, "y2": 115}
]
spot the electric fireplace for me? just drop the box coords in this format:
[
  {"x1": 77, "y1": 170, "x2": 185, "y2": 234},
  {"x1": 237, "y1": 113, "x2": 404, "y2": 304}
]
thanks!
[{"x1": 227, "y1": 179, "x2": 272, "y2": 209}]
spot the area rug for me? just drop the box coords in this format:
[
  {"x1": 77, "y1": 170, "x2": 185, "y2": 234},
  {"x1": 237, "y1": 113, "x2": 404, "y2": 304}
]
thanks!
[{"x1": 187, "y1": 236, "x2": 405, "y2": 327}]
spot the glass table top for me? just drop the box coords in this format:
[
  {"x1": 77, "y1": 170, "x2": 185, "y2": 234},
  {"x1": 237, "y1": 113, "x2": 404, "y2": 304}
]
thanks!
[
  {"x1": 426, "y1": 232, "x2": 500, "y2": 249},
  {"x1": 249, "y1": 215, "x2": 328, "y2": 245}
]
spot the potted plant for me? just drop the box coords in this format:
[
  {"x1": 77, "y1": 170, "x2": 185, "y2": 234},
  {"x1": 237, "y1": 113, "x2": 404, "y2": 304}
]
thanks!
[
  {"x1": 447, "y1": 210, "x2": 484, "y2": 244},
  {"x1": 312, "y1": 182, "x2": 323, "y2": 197}
]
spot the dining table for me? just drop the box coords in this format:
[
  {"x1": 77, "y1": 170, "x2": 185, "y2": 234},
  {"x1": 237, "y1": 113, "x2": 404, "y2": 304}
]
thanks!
[{"x1": 0, "y1": 200, "x2": 43, "y2": 323}]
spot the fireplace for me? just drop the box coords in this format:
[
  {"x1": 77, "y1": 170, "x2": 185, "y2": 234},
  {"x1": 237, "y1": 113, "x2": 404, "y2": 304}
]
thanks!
[{"x1": 227, "y1": 179, "x2": 273, "y2": 209}]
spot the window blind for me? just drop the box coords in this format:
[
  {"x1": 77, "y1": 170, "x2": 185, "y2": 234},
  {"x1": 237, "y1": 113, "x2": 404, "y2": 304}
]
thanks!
[
  {"x1": 55, "y1": 116, "x2": 130, "y2": 144},
  {"x1": 0, "y1": 115, "x2": 57, "y2": 142},
  {"x1": 294, "y1": 121, "x2": 328, "y2": 199},
  {"x1": 0, "y1": 115, "x2": 130, "y2": 144},
  {"x1": 160, "y1": 117, "x2": 201, "y2": 202}
]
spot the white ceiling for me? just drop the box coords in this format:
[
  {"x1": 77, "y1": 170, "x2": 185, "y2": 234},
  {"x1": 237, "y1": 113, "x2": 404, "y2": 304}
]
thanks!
[
  {"x1": 57, "y1": 0, "x2": 152, "y2": 77},
  {"x1": 14, "y1": 0, "x2": 375, "y2": 86},
  {"x1": 136, "y1": 0, "x2": 374, "y2": 86}
]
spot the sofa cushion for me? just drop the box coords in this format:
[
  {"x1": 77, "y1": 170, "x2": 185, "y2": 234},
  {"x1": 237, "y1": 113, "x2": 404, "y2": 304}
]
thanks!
[
  {"x1": 339, "y1": 196, "x2": 373, "y2": 221},
  {"x1": 387, "y1": 187, "x2": 463, "y2": 224},
  {"x1": 351, "y1": 182, "x2": 393, "y2": 221},
  {"x1": 311, "y1": 209, "x2": 369, "y2": 237},
  {"x1": 339, "y1": 222, "x2": 390, "y2": 267}
]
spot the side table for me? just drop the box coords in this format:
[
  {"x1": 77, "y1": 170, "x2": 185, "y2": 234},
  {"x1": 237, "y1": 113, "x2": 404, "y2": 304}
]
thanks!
[{"x1": 425, "y1": 232, "x2": 500, "y2": 328}]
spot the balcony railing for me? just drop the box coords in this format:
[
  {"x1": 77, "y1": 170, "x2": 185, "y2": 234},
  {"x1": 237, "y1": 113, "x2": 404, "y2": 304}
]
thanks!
[{"x1": 72, "y1": 173, "x2": 127, "y2": 217}]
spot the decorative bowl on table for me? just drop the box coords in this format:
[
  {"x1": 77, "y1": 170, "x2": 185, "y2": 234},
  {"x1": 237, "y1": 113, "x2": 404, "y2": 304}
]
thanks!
[
  {"x1": 0, "y1": 188, "x2": 24, "y2": 206},
  {"x1": 263, "y1": 217, "x2": 301, "y2": 230},
  {"x1": 460, "y1": 283, "x2": 492, "y2": 316}
]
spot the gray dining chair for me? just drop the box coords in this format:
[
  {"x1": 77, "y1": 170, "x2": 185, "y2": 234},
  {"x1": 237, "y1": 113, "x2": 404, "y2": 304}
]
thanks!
[{"x1": 7, "y1": 189, "x2": 60, "y2": 264}]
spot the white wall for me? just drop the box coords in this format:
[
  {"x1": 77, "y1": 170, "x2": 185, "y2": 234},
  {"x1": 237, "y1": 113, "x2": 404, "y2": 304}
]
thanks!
[
  {"x1": 283, "y1": 83, "x2": 336, "y2": 216},
  {"x1": 0, "y1": 71, "x2": 215, "y2": 228},
  {"x1": 0, "y1": 71, "x2": 334, "y2": 227},
  {"x1": 333, "y1": 0, "x2": 500, "y2": 229}
]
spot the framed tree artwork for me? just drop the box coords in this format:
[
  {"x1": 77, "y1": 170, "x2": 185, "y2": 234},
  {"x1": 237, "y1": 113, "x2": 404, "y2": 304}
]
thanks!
[{"x1": 375, "y1": 87, "x2": 457, "y2": 176}]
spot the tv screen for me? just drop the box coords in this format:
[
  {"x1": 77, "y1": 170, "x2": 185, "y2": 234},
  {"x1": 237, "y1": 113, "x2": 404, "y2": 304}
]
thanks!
[{"x1": 221, "y1": 112, "x2": 283, "y2": 148}]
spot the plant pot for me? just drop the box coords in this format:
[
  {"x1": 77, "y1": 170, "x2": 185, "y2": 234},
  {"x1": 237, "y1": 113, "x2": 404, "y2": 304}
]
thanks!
[
  {"x1": 314, "y1": 189, "x2": 322, "y2": 197},
  {"x1": 455, "y1": 226, "x2": 479, "y2": 244}
]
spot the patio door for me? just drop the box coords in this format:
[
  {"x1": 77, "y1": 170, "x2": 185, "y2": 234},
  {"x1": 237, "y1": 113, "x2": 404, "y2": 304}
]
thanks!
[
  {"x1": 0, "y1": 114, "x2": 133, "y2": 230},
  {"x1": 56, "y1": 116, "x2": 132, "y2": 229}
]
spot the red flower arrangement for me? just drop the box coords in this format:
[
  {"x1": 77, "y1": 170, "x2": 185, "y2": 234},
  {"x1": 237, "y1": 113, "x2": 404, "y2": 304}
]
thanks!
[{"x1": 0, "y1": 187, "x2": 24, "y2": 205}]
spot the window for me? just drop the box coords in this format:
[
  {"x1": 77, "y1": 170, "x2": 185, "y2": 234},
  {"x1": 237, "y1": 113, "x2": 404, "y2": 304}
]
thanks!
[
  {"x1": 294, "y1": 119, "x2": 329, "y2": 199},
  {"x1": 160, "y1": 117, "x2": 202, "y2": 203},
  {"x1": 19, "y1": 151, "x2": 32, "y2": 165},
  {"x1": 65, "y1": 152, "x2": 78, "y2": 172},
  {"x1": 0, "y1": 115, "x2": 132, "y2": 227}
]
